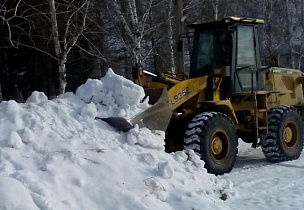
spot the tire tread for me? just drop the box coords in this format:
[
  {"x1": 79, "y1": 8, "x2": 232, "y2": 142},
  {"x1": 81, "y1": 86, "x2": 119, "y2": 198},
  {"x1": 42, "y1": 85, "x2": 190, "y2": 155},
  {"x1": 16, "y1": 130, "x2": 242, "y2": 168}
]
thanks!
[
  {"x1": 184, "y1": 112, "x2": 238, "y2": 174},
  {"x1": 262, "y1": 106, "x2": 304, "y2": 162}
]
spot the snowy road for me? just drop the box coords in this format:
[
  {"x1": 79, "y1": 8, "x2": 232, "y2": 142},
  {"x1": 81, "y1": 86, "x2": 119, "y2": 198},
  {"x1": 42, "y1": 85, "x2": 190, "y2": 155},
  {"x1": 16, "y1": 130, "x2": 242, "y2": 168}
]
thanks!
[{"x1": 224, "y1": 141, "x2": 304, "y2": 210}]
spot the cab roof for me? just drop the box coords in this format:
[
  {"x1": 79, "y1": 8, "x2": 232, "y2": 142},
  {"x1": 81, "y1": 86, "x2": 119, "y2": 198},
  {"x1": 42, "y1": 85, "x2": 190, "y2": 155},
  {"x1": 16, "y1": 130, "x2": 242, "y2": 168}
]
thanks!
[{"x1": 189, "y1": 16, "x2": 264, "y2": 28}]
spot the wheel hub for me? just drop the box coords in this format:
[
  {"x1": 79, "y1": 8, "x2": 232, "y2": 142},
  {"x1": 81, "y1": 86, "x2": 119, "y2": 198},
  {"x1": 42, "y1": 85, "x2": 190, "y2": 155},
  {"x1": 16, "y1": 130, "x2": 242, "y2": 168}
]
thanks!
[
  {"x1": 211, "y1": 137, "x2": 223, "y2": 155},
  {"x1": 283, "y1": 126, "x2": 293, "y2": 143}
]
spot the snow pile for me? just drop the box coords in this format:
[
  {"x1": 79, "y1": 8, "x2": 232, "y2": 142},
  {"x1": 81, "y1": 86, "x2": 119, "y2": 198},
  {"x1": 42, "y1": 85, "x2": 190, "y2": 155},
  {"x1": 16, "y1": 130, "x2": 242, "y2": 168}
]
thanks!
[
  {"x1": 76, "y1": 68, "x2": 150, "y2": 119},
  {"x1": 0, "y1": 69, "x2": 235, "y2": 209},
  {"x1": 0, "y1": 177, "x2": 39, "y2": 210}
]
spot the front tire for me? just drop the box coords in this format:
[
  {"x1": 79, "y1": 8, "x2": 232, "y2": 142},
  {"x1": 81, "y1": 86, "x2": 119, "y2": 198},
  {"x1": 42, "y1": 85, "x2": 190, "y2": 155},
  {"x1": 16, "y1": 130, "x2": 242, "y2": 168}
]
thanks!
[
  {"x1": 184, "y1": 112, "x2": 238, "y2": 175},
  {"x1": 262, "y1": 106, "x2": 304, "y2": 162}
]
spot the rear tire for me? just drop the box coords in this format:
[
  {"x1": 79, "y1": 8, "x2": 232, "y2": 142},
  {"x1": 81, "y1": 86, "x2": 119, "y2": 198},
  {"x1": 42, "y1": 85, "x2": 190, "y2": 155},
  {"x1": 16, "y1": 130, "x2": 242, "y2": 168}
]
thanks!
[
  {"x1": 184, "y1": 112, "x2": 238, "y2": 175},
  {"x1": 262, "y1": 106, "x2": 304, "y2": 162}
]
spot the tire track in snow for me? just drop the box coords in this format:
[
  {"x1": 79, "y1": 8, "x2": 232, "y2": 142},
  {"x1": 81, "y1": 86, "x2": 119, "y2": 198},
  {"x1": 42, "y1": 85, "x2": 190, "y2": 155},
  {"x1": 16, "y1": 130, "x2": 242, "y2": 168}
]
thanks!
[{"x1": 224, "y1": 141, "x2": 304, "y2": 210}]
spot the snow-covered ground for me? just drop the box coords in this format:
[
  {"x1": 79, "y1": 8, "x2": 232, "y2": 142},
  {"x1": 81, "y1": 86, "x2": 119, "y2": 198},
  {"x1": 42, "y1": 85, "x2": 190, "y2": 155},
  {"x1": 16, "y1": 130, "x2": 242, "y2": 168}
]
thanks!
[
  {"x1": 0, "y1": 69, "x2": 303, "y2": 210},
  {"x1": 0, "y1": 69, "x2": 233, "y2": 210},
  {"x1": 225, "y1": 141, "x2": 304, "y2": 210}
]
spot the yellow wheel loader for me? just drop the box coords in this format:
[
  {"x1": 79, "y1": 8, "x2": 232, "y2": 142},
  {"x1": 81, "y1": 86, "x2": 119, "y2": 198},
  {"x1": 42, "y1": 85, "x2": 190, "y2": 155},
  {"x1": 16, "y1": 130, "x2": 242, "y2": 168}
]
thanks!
[{"x1": 102, "y1": 17, "x2": 304, "y2": 175}]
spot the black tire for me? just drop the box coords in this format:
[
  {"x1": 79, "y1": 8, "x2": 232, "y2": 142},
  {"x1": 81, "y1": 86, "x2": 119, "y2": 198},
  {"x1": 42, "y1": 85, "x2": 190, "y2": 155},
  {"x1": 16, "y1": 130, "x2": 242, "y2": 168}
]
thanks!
[
  {"x1": 184, "y1": 112, "x2": 238, "y2": 175},
  {"x1": 262, "y1": 106, "x2": 304, "y2": 162}
]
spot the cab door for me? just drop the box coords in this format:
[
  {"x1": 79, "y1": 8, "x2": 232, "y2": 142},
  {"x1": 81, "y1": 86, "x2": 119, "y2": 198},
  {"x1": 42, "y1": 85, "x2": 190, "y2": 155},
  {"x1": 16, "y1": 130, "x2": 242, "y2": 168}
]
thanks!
[{"x1": 234, "y1": 25, "x2": 262, "y2": 93}]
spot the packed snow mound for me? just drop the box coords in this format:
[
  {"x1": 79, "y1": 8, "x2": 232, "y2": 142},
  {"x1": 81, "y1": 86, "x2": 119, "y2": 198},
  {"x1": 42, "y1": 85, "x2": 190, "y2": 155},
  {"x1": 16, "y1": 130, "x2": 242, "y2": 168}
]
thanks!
[
  {"x1": 26, "y1": 91, "x2": 48, "y2": 105},
  {"x1": 76, "y1": 68, "x2": 150, "y2": 118},
  {"x1": 0, "y1": 69, "x2": 235, "y2": 209},
  {"x1": 0, "y1": 177, "x2": 39, "y2": 210}
]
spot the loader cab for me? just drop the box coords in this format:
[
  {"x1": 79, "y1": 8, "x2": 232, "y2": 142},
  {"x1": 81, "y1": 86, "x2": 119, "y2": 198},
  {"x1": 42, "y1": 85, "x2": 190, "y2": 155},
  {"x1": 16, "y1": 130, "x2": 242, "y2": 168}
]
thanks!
[{"x1": 190, "y1": 17, "x2": 264, "y2": 98}]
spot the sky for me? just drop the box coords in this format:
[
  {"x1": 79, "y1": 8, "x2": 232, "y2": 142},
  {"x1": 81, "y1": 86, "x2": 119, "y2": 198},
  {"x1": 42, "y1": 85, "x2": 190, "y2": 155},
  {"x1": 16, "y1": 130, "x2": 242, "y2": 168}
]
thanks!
[{"x1": 0, "y1": 69, "x2": 303, "y2": 210}]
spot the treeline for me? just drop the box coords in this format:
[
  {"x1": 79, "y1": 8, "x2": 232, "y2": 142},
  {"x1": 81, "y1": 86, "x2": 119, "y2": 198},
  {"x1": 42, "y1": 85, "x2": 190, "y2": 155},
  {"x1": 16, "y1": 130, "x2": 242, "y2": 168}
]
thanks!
[{"x1": 0, "y1": 0, "x2": 303, "y2": 100}]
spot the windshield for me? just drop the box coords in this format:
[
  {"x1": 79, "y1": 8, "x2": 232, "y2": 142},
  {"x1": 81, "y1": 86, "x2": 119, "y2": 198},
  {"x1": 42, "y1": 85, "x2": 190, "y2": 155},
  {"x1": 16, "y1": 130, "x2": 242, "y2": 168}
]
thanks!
[{"x1": 190, "y1": 28, "x2": 231, "y2": 78}]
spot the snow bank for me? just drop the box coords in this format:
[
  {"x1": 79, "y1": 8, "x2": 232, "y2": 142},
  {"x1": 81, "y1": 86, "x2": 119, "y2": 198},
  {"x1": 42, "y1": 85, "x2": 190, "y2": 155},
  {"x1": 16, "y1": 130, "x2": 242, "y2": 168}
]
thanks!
[
  {"x1": 76, "y1": 68, "x2": 150, "y2": 119},
  {"x1": 0, "y1": 69, "x2": 235, "y2": 209},
  {"x1": 0, "y1": 177, "x2": 39, "y2": 210}
]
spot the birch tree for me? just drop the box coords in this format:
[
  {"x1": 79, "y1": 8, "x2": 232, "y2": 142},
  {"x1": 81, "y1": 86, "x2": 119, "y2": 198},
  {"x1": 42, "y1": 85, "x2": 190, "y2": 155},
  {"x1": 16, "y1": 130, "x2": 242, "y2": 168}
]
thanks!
[
  {"x1": 166, "y1": 0, "x2": 175, "y2": 72},
  {"x1": 213, "y1": 0, "x2": 219, "y2": 20},
  {"x1": 0, "y1": 0, "x2": 98, "y2": 95},
  {"x1": 49, "y1": 0, "x2": 91, "y2": 94},
  {"x1": 109, "y1": 0, "x2": 155, "y2": 69}
]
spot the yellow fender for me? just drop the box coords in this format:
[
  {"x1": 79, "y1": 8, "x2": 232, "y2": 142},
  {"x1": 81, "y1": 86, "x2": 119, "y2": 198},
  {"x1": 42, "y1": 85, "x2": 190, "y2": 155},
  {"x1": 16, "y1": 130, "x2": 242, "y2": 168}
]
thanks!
[
  {"x1": 167, "y1": 76, "x2": 208, "y2": 110},
  {"x1": 201, "y1": 100, "x2": 238, "y2": 124}
]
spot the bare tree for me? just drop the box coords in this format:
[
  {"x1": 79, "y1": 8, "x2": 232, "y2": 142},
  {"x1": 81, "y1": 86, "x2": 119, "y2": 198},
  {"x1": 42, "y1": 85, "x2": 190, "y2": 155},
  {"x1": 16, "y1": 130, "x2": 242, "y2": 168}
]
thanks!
[
  {"x1": 109, "y1": 0, "x2": 158, "y2": 75},
  {"x1": 165, "y1": 0, "x2": 175, "y2": 72},
  {"x1": 49, "y1": 0, "x2": 91, "y2": 94},
  {"x1": 0, "y1": 0, "x2": 104, "y2": 95},
  {"x1": 213, "y1": 0, "x2": 219, "y2": 20}
]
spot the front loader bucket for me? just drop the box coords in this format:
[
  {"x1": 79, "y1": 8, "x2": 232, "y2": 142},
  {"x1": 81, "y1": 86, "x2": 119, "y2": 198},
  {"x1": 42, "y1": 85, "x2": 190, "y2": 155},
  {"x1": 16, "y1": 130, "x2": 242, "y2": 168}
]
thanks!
[
  {"x1": 100, "y1": 88, "x2": 172, "y2": 132},
  {"x1": 100, "y1": 117, "x2": 133, "y2": 132}
]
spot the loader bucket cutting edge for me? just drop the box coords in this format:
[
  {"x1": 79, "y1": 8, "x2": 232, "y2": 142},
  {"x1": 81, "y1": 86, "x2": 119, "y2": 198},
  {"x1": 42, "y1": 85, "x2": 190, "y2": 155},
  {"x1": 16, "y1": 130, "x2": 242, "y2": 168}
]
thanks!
[
  {"x1": 99, "y1": 88, "x2": 172, "y2": 132},
  {"x1": 98, "y1": 117, "x2": 133, "y2": 132}
]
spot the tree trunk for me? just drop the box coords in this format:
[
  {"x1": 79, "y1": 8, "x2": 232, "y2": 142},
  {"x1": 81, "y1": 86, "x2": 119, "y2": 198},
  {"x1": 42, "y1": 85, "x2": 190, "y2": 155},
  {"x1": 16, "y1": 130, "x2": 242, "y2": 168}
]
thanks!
[
  {"x1": 299, "y1": 0, "x2": 304, "y2": 70},
  {"x1": 285, "y1": 0, "x2": 295, "y2": 69},
  {"x1": 0, "y1": 84, "x2": 3, "y2": 102},
  {"x1": 57, "y1": 56, "x2": 67, "y2": 94},
  {"x1": 213, "y1": 0, "x2": 219, "y2": 20},
  {"x1": 49, "y1": 0, "x2": 67, "y2": 94},
  {"x1": 128, "y1": 0, "x2": 141, "y2": 64},
  {"x1": 167, "y1": 0, "x2": 175, "y2": 73},
  {"x1": 174, "y1": 0, "x2": 185, "y2": 74}
]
